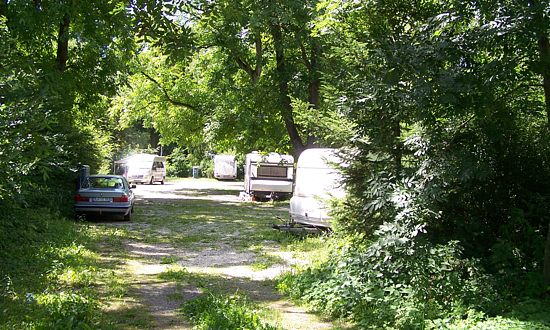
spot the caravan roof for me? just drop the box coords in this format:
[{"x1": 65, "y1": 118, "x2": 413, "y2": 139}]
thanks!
[
  {"x1": 115, "y1": 154, "x2": 165, "y2": 164},
  {"x1": 246, "y1": 151, "x2": 294, "y2": 164}
]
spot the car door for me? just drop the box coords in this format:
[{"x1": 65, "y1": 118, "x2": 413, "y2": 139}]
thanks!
[{"x1": 152, "y1": 161, "x2": 159, "y2": 182}]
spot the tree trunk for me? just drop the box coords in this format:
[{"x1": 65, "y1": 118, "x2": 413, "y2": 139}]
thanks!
[
  {"x1": 150, "y1": 129, "x2": 160, "y2": 150},
  {"x1": 538, "y1": 35, "x2": 550, "y2": 285},
  {"x1": 305, "y1": 77, "x2": 319, "y2": 149},
  {"x1": 271, "y1": 23, "x2": 305, "y2": 158},
  {"x1": 56, "y1": 15, "x2": 70, "y2": 73},
  {"x1": 305, "y1": 40, "x2": 321, "y2": 149}
]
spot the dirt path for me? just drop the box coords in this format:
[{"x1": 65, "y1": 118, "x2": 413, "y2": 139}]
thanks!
[{"x1": 96, "y1": 179, "x2": 335, "y2": 330}]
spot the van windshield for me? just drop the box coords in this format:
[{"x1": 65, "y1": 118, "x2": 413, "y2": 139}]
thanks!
[{"x1": 129, "y1": 162, "x2": 153, "y2": 170}]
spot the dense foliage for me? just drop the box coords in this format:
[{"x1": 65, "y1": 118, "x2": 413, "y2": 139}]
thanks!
[
  {"x1": 1, "y1": 1, "x2": 135, "y2": 328},
  {"x1": 325, "y1": 0, "x2": 550, "y2": 285},
  {"x1": 3, "y1": 0, "x2": 550, "y2": 328},
  {"x1": 279, "y1": 0, "x2": 550, "y2": 328},
  {"x1": 279, "y1": 236, "x2": 550, "y2": 329}
]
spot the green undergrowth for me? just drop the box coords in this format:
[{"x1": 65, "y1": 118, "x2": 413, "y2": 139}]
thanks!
[
  {"x1": 0, "y1": 206, "x2": 136, "y2": 329},
  {"x1": 180, "y1": 293, "x2": 286, "y2": 330},
  {"x1": 277, "y1": 235, "x2": 550, "y2": 330}
]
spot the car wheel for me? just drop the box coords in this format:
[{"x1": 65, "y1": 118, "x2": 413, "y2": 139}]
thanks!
[
  {"x1": 124, "y1": 211, "x2": 131, "y2": 221},
  {"x1": 161, "y1": 177, "x2": 165, "y2": 185},
  {"x1": 149, "y1": 176, "x2": 154, "y2": 185}
]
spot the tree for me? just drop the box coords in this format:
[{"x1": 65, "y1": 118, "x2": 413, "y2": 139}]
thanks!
[
  {"x1": 325, "y1": 0, "x2": 550, "y2": 292},
  {"x1": 1, "y1": 0, "x2": 135, "y2": 209},
  {"x1": 123, "y1": 0, "x2": 348, "y2": 158},
  {"x1": 531, "y1": 0, "x2": 550, "y2": 285}
]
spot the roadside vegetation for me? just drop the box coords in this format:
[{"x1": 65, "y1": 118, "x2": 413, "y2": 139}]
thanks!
[{"x1": 3, "y1": 0, "x2": 550, "y2": 329}]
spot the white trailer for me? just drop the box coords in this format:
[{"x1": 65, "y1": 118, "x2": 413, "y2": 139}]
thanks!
[
  {"x1": 213, "y1": 155, "x2": 237, "y2": 180},
  {"x1": 243, "y1": 151, "x2": 294, "y2": 201},
  {"x1": 288, "y1": 148, "x2": 345, "y2": 228}
]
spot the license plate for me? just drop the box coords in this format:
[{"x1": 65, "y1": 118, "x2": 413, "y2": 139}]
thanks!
[{"x1": 93, "y1": 197, "x2": 111, "y2": 202}]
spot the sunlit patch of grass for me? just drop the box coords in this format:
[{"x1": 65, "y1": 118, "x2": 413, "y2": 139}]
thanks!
[
  {"x1": 158, "y1": 266, "x2": 222, "y2": 291},
  {"x1": 104, "y1": 274, "x2": 130, "y2": 299},
  {"x1": 160, "y1": 256, "x2": 181, "y2": 264},
  {"x1": 277, "y1": 233, "x2": 335, "y2": 264},
  {"x1": 85, "y1": 224, "x2": 131, "y2": 250},
  {"x1": 134, "y1": 197, "x2": 288, "y2": 248},
  {"x1": 158, "y1": 265, "x2": 194, "y2": 281},
  {"x1": 252, "y1": 252, "x2": 285, "y2": 271},
  {"x1": 180, "y1": 293, "x2": 286, "y2": 330}
]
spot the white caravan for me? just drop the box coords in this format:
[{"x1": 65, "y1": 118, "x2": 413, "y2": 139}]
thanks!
[
  {"x1": 289, "y1": 148, "x2": 345, "y2": 228},
  {"x1": 243, "y1": 151, "x2": 294, "y2": 201},
  {"x1": 116, "y1": 154, "x2": 166, "y2": 185},
  {"x1": 213, "y1": 155, "x2": 237, "y2": 180}
]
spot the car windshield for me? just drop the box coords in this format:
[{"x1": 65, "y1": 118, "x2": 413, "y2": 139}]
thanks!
[{"x1": 83, "y1": 177, "x2": 125, "y2": 189}]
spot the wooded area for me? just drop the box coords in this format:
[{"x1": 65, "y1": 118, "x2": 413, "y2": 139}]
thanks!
[{"x1": 2, "y1": 0, "x2": 550, "y2": 329}]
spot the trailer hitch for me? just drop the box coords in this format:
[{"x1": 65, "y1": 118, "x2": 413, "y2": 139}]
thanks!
[{"x1": 269, "y1": 217, "x2": 325, "y2": 233}]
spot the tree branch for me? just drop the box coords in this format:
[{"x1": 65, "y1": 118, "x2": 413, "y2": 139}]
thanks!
[
  {"x1": 495, "y1": 84, "x2": 543, "y2": 102},
  {"x1": 235, "y1": 35, "x2": 263, "y2": 84},
  {"x1": 140, "y1": 71, "x2": 196, "y2": 110},
  {"x1": 299, "y1": 41, "x2": 313, "y2": 72}
]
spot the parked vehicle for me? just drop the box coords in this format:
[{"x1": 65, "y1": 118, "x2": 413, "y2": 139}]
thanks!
[
  {"x1": 116, "y1": 154, "x2": 166, "y2": 185},
  {"x1": 213, "y1": 155, "x2": 237, "y2": 180},
  {"x1": 242, "y1": 151, "x2": 294, "y2": 201},
  {"x1": 289, "y1": 148, "x2": 345, "y2": 228},
  {"x1": 74, "y1": 175, "x2": 135, "y2": 221}
]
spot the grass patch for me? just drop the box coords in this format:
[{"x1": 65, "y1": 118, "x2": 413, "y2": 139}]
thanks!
[
  {"x1": 251, "y1": 251, "x2": 285, "y2": 271},
  {"x1": 131, "y1": 196, "x2": 288, "y2": 250},
  {"x1": 158, "y1": 265, "x2": 195, "y2": 282},
  {"x1": 0, "y1": 208, "x2": 127, "y2": 329},
  {"x1": 160, "y1": 256, "x2": 181, "y2": 264},
  {"x1": 180, "y1": 293, "x2": 286, "y2": 330}
]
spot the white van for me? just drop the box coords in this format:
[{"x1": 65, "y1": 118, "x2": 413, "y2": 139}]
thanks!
[
  {"x1": 213, "y1": 155, "x2": 237, "y2": 180},
  {"x1": 117, "y1": 154, "x2": 166, "y2": 185},
  {"x1": 289, "y1": 148, "x2": 345, "y2": 228},
  {"x1": 243, "y1": 151, "x2": 294, "y2": 201}
]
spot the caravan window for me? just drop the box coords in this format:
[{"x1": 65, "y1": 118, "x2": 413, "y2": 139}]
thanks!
[{"x1": 257, "y1": 166, "x2": 287, "y2": 178}]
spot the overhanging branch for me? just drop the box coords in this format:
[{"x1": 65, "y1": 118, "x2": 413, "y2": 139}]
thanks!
[{"x1": 140, "y1": 71, "x2": 196, "y2": 110}]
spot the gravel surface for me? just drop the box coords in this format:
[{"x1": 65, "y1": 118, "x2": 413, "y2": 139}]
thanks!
[{"x1": 99, "y1": 179, "x2": 335, "y2": 330}]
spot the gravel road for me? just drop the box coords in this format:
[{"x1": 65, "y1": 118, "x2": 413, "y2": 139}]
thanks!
[{"x1": 97, "y1": 179, "x2": 335, "y2": 330}]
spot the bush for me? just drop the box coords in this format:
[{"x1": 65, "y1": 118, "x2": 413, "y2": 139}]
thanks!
[
  {"x1": 199, "y1": 158, "x2": 214, "y2": 178},
  {"x1": 167, "y1": 147, "x2": 191, "y2": 177},
  {"x1": 278, "y1": 234, "x2": 500, "y2": 329}
]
